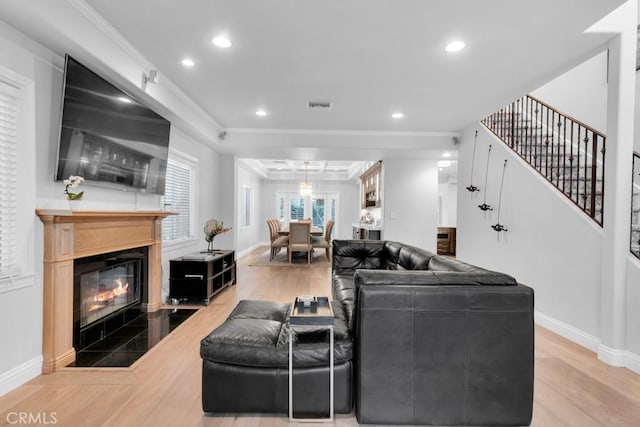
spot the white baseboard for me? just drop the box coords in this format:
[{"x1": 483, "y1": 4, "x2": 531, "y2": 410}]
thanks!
[
  {"x1": 598, "y1": 344, "x2": 640, "y2": 374},
  {"x1": 0, "y1": 356, "x2": 42, "y2": 397},
  {"x1": 535, "y1": 310, "x2": 640, "y2": 375},
  {"x1": 237, "y1": 242, "x2": 267, "y2": 259},
  {"x1": 534, "y1": 310, "x2": 600, "y2": 352}
]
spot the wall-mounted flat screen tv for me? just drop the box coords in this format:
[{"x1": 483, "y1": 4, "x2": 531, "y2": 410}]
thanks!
[{"x1": 55, "y1": 55, "x2": 170, "y2": 195}]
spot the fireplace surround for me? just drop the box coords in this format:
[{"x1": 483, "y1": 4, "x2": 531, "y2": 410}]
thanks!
[
  {"x1": 73, "y1": 247, "x2": 147, "y2": 351},
  {"x1": 36, "y1": 210, "x2": 173, "y2": 373}
]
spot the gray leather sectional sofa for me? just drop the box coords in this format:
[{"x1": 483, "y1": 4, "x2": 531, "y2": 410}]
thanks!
[
  {"x1": 201, "y1": 239, "x2": 534, "y2": 426},
  {"x1": 332, "y1": 239, "x2": 534, "y2": 426}
]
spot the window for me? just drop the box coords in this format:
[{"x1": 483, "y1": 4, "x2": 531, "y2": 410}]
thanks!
[
  {"x1": 0, "y1": 68, "x2": 35, "y2": 289},
  {"x1": 162, "y1": 151, "x2": 197, "y2": 242},
  {"x1": 312, "y1": 197, "x2": 325, "y2": 227},
  {"x1": 278, "y1": 196, "x2": 285, "y2": 223},
  {"x1": 290, "y1": 197, "x2": 305, "y2": 221},
  {"x1": 276, "y1": 191, "x2": 338, "y2": 236},
  {"x1": 242, "y1": 186, "x2": 252, "y2": 227},
  {"x1": 0, "y1": 80, "x2": 19, "y2": 278}
]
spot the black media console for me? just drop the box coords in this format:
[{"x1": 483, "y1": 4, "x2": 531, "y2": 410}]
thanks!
[{"x1": 169, "y1": 250, "x2": 236, "y2": 305}]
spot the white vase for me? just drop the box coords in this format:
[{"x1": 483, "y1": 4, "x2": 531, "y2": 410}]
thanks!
[{"x1": 67, "y1": 198, "x2": 82, "y2": 211}]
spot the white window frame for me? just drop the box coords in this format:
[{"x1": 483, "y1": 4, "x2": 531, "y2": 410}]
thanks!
[
  {"x1": 311, "y1": 192, "x2": 339, "y2": 235},
  {"x1": 161, "y1": 148, "x2": 198, "y2": 248},
  {"x1": 241, "y1": 185, "x2": 253, "y2": 229},
  {"x1": 276, "y1": 191, "x2": 338, "y2": 235},
  {"x1": 0, "y1": 66, "x2": 36, "y2": 293}
]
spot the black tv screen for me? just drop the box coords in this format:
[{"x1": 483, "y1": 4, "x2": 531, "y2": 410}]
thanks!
[{"x1": 56, "y1": 55, "x2": 170, "y2": 195}]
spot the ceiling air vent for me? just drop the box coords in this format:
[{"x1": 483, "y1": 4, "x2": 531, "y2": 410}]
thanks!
[{"x1": 307, "y1": 101, "x2": 333, "y2": 111}]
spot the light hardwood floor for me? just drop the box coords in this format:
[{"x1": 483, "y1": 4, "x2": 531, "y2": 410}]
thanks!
[{"x1": 1, "y1": 246, "x2": 640, "y2": 426}]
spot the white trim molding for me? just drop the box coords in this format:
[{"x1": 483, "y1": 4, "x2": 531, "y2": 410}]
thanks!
[
  {"x1": 227, "y1": 127, "x2": 460, "y2": 138},
  {"x1": 237, "y1": 242, "x2": 265, "y2": 260},
  {"x1": 597, "y1": 345, "x2": 640, "y2": 374},
  {"x1": 534, "y1": 310, "x2": 600, "y2": 352},
  {"x1": 0, "y1": 273, "x2": 36, "y2": 295},
  {"x1": 535, "y1": 310, "x2": 640, "y2": 375},
  {"x1": 0, "y1": 355, "x2": 42, "y2": 397}
]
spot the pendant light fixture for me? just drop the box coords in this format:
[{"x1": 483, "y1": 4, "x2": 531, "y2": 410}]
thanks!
[
  {"x1": 466, "y1": 130, "x2": 480, "y2": 192},
  {"x1": 478, "y1": 144, "x2": 493, "y2": 211},
  {"x1": 491, "y1": 159, "x2": 509, "y2": 233},
  {"x1": 299, "y1": 160, "x2": 312, "y2": 196}
]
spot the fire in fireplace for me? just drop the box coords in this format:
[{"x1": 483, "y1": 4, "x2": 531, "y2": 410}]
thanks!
[
  {"x1": 73, "y1": 247, "x2": 148, "y2": 351},
  {"x1": 80, "y1": 260, "x2": 138, "y2": 328}
]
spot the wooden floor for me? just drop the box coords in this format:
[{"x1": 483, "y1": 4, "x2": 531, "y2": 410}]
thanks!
[{"x1": 2, "y1": 246, "x2": 640, "y2": 426}]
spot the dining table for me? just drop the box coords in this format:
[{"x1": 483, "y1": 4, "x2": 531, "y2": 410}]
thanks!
[{"x1": 278, "y1": 227, "x2": 324, "y2": 237}]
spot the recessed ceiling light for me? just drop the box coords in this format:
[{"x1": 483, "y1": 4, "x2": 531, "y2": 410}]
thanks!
[
  {"x1": 181, "y1": 58, "x2": 195, "y2": 67},
  {"x1": 212, "y1": 35, "x2": 232, "y2": 48},
  {"x1": 391, "y1": 112, "x2": 404, "y2": 119},
  {"x1": 256, "y1": 110, "x2": 267, "y2": 117},
  {"x1": 443, "y1": 152, "x2": 451, "y2": 158},
  {"x1": 438, "y1": 160, "x2": 452, "y2": 168},
  {"x1": 445, "y1": 40, "x2": 466, "y2": 53},
  {"x1": 117, "y1": 97, "x2": 132, "y2": 103}
]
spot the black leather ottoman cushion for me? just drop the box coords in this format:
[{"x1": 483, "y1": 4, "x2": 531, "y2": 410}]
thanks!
[{"x1": 200, "y1": 300, "x2": 352, "y2": 369}]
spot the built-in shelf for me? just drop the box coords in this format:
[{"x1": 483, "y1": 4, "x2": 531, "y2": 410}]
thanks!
[{"x1": 360, "y1": 160, "x2": 383, "y2": 209}]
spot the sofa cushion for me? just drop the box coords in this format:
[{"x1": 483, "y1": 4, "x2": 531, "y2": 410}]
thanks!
[
  {"x1": 383, "y1": 241, "x2": 434, "y2": 270},
  {"x1": 200, "y1": 300, "x2": 352, "y2": 368},
  {"x1": 332, "y1": 240, "x2": 385, "y2": 275},
  {"x1": 332, "y1": 273, "x2": 357, "y2": 330}
]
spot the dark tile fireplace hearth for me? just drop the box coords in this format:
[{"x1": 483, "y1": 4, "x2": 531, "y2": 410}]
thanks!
[
  {"x1": 70, "y1": 306, "x2": 196, "y2": 368},
  {"x1": 69, "y1": 247, "x2": 198, "y2": 368}
]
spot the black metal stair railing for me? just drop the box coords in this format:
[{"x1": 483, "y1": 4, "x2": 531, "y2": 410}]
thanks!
[
  {"x1": 631, "y1": 152, "x2": 640, "y2": 259},
  {"x1": 481, "y1": 94, "x2": 605, "y2": 226}
]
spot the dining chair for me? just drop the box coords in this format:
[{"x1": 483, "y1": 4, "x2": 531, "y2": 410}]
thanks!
[
  {"x1": 311, "y1": 220, "x2": 335, "y2": 261},
  {"x1": 267, "y1": 219, "x2": 288, "y2": 261},
  {"x1": 288, "y1": 221, "x2": 312, "y2": 264}
]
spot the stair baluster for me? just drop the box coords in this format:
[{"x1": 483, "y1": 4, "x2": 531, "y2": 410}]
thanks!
[{"x1": 482, "y1": 94, "x2": 605, "y2": 226}]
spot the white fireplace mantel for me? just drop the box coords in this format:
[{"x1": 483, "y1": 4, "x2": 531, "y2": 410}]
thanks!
[{"x1": 36, "y1": 209, "x2": 174, "y2": 374}]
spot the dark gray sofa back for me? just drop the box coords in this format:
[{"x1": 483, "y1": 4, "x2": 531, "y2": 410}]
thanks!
[
  {"x1": 356, "y1": 283, "x2": 534, "y2": 425},
  {"x1": 332, "y1": 239, "x2": 519, "y2": 332},
  {"x1": 332, "y1": 240, "x2": 436, "y2": 274}
]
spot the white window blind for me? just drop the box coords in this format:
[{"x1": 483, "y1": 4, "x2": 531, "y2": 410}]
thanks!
[
  {"x1": 0, "y1": 81, "x2": 19, "y2": 279},
  {"x1": 162, "y1": 158, "x2": 193, "y2": 241}
]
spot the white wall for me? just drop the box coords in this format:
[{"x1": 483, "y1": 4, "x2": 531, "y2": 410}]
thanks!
[
  {"x1": 160, "y1": 128, "x2": 221, "y2": 299},
  {"x1": 0, "y1": 20, "x2": 46, "y2": 395},
  {"x1": 438, "y1": 181, "x2": 458, "y2": 227},
  {"x1": 383, "y1": 159, "x2": 439, "y2": 251},
  {"x1": 236, "y1": 161, "x2": 263, "y2": 255},
  {"x1": 457, "y1": 126, "x2": 604, "y2": 338},
  {"x1": 215, "y1": 154, "x2": 236, "y2": 252},
  {"x1": 531, "y1": 50, "x2": 608, "y2": 133},
  {"x1": 260, "y1": 180, "x2": 360, "y2": 242},
  {"x1": 0, "y1": 20, "x2": 221, "y2": 395},
  {"x1": 626, "y1": 257, "x2": 640, "y2": 360}
]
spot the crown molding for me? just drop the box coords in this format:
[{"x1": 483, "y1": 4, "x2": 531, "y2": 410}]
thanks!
[
  {"x1": 67, "y1": 0, "x2": 224, "y2": 132},
  {"x1": 226, "y1": 127, "x2": 460, "y2": 138}
]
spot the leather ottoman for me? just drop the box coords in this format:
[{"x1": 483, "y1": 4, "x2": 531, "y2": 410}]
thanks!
[{"x1": 200, "y1": 300, "x2": 353, "y2": 415}]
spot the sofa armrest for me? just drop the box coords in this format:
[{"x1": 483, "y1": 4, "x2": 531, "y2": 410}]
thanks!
[{"x1": 355, "y1": 282, "x2": 534, "y2": 425}]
